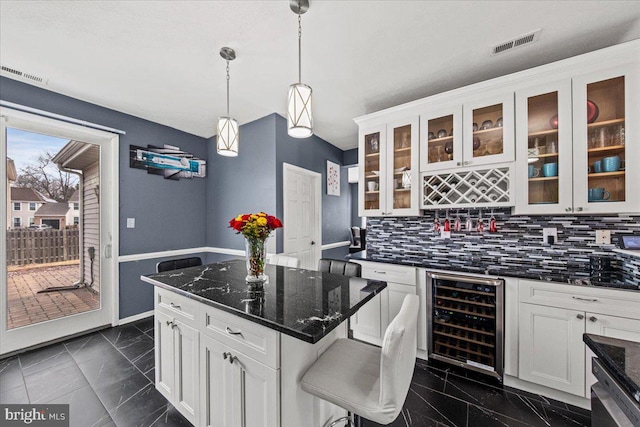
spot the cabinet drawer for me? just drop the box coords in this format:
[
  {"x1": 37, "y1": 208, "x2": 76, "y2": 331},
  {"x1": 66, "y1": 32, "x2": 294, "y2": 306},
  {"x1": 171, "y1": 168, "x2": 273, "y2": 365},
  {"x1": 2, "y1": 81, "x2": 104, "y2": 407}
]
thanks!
[
  {"x1": 519, "y1": 280, "x2": 640, "y2": 320},
  {"x1": 156, "y1": 288, "x2": 199, "y2": 326},
  {"x1": 201, "y1": 305, "x2": 279, "y2": 370},
  {"x1": 361, "y1": 263, "x2": 416, "y2": 286}
]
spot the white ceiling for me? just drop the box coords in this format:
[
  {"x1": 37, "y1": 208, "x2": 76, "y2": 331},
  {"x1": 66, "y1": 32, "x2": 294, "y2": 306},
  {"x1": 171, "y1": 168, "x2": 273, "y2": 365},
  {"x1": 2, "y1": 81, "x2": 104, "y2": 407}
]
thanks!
[{"x1": 2, "y1": 1, "x2": 640, "y2": 151}]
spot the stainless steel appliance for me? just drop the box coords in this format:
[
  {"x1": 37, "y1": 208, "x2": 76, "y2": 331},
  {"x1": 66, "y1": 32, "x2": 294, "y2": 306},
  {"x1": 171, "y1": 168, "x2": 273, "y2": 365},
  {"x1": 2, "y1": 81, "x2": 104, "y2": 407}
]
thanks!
[
  {"x1": 591, "y1": 357, "x2": 640, "y2": 427},
  {"x1": 427, "y1": 272, "x2": 504, "y2": 381}
]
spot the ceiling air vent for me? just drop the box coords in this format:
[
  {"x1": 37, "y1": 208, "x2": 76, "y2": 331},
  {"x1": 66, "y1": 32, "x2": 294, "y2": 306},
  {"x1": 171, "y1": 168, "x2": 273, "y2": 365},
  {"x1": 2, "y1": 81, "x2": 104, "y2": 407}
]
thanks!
[
  {"x1": 490, "y1": 29, "x2": 542, "y2": 56},
  {"x1": 0, "y1": 65, "x2": 47, "y2": 84}
]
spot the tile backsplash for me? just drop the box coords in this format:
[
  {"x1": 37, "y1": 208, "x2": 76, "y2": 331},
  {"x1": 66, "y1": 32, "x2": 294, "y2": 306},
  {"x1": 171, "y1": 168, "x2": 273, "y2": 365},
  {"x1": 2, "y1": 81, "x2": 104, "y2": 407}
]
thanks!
[{"x1": 366, "y1": 209, "x2": 640, "y2": 281}]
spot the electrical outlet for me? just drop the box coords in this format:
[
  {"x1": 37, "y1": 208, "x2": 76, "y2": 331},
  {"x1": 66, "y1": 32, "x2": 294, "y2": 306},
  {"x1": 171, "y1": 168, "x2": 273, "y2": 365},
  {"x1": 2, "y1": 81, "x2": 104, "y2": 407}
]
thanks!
[
  {"x1": 543, "y1": 227, "x2": 557, "y2": 244},
  {"x1": 595, "y1": 230, "x2": 611, "y2": 245}
]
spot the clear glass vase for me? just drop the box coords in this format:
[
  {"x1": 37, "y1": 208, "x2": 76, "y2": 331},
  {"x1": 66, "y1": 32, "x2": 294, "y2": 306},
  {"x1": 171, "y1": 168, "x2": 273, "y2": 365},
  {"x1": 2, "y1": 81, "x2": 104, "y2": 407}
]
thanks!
[{"x1": 245, "y1": 237, "x2": 267, "y2": 283}]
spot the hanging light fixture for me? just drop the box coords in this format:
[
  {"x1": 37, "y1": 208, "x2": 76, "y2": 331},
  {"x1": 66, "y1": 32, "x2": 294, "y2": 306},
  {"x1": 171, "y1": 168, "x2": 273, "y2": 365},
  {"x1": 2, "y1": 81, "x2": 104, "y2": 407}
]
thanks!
[
  {"x1": 217, "y1": 47, "x2": 239, "y2": 156},
  {"x1": 287, "y1": 0, "x2": 313, "y2": 138}
]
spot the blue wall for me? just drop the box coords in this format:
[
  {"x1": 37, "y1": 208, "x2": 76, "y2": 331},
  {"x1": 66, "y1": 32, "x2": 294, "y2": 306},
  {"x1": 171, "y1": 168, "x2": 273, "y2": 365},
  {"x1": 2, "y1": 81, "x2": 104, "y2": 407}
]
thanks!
[
  {"x1": 205, "y1": 114, "x2": 277, "y2": 251},
  {"x1": 1, "y1": 77, "x2": 208, "y2": 318},
  {"x1": 274, "y1": 114, "x2": 352, "y2": 254}
]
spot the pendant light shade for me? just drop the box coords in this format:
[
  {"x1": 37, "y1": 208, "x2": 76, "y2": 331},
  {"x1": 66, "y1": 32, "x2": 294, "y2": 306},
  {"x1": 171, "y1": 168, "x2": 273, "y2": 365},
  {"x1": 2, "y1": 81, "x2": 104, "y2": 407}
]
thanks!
[
  {"x1": 287, "y1": 0, "x2": 313, "y2": 139},
  {"x1": 217, "y1": 116, "x2": 238, "y2": 156},
  {"x1": 217, "y1": 47, "x2": 239, "y2": 157},
  {"x1": 287, "y1": 83, "x2": 313, "y2": 138}
]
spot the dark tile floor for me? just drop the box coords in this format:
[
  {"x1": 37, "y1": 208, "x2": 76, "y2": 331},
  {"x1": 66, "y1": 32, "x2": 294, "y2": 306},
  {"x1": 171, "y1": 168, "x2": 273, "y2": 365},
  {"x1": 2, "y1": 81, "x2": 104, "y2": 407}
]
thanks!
[{"x1": 1, "y1": 319, "x2": 591, "y2": 427}]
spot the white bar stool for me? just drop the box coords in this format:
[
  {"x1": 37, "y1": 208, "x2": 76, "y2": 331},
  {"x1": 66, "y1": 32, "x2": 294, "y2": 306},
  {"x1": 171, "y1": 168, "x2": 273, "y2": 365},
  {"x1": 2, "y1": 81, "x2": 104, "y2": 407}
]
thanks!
[{"x1": 301, "y1": 294, "x2": 419, "y2": 426}]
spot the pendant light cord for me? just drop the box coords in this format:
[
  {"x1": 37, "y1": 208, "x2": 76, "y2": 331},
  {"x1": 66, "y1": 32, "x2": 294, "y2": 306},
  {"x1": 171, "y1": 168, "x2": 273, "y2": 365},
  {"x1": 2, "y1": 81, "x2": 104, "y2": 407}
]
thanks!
[
  {"x1": 226, "y1": 60, "x2": 230, "y2": 116},
  {"x1": 298, "y1": 2, "x2": 302, "y2": 84}
]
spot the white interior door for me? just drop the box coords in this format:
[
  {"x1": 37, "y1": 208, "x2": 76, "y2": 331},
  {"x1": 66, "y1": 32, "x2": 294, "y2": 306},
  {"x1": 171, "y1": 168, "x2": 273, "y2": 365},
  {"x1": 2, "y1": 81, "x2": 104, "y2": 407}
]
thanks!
[
  {"x1": 0, "y1": 107, "x2": 118, "y2": 355},
  {"x1": 283, "y1": 163, "x2": 321, "y2": 270}
]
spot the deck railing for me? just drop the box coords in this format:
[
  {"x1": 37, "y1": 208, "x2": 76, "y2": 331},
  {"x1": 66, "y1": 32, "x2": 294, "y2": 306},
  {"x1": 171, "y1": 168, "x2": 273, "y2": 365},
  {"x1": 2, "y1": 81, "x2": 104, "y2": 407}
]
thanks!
[{"x1": 6, "y1": 229, "x2": 80, "y2": 266}]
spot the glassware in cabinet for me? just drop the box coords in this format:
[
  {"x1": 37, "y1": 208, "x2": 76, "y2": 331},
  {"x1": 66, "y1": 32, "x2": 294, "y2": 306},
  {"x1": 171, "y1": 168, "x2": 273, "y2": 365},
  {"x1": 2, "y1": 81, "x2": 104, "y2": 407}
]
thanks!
[
  {"x1": 420, "y1": 105, "x2": 462, "y2": 172},
  {"x1": 392, "y1": 125, "x2": 412, "y2": 209},
  {"x1": 585, "y1": 76, "x2": 626, "y2": 204},
  {"x1": 363, "y1": 131, "x2": 382, "y2": 211},
  {"x1": 463, "y1": 93, "x2": 514, "y2": 167}
]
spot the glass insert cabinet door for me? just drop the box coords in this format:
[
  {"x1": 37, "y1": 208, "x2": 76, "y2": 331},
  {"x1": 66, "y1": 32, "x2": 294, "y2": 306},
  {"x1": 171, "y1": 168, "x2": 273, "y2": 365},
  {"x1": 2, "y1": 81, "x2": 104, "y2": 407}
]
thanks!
[
  {"x1": 362, "y1": 128, "x2": 384, "y2": 214},
  {"x1": 391, "y1": 124, "x2": 412, "y2": 210},
  {"x1": 462, "y1": 93, "x2": 515, "y2": 167},
  {"x1": 420, "y1": 105, "x2": 462, "y2": 172},
  {"x1": 515, "y1": 80, "x2": 572, "y2": 214},
  {"x1": 585, "y1": 77, "x2": 626, "y2": 205},
  {"x1": 573, "y1": 63, "x2": 639, "y2": 214}
]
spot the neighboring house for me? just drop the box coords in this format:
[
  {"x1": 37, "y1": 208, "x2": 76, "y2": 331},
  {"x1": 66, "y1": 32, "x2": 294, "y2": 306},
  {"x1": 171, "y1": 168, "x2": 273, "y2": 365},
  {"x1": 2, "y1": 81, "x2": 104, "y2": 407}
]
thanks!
[
  {"x1": 66, "y1": 189, "x2": 80, "y2": 226},
  {"x1": 33, "y1": 202, "x2": 70, "y2": 229},
  {"x1": 9, "y1": 186, "x2": 45, "y2": 229},
  {"x1": 6, "y1": 158, "x2": 17, "y2": 230},
  {"x1": 53, "y1": 140, "x2": 100, "y2": 291}
]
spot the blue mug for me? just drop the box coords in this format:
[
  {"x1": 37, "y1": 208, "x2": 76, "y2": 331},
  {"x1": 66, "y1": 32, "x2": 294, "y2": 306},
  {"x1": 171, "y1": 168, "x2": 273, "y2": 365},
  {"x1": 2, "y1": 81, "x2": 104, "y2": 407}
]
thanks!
[
  {"x1": 602, "y1": 155, "x2": 622, "y2": 172},
  {"x1": 591, "y1": 160, "x2": 603, "y2": 174},
  {"x1": 528, "y1": 165, "x2": 540, "y2": 178},
  {"x1": 588, "y1": 187, "x2": 610, "y2": 202},
  {"x1": 543, "y1": 162, "x2": 558, "y2": 177}
]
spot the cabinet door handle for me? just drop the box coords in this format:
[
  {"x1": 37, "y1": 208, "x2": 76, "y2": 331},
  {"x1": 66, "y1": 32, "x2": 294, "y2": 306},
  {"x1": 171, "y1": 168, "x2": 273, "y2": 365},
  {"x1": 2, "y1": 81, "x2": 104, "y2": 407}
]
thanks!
[
  {"x1": 226, "y1": 326, "x2": 243, "y2": 337},
  {"x1": 456, "y1": 162, "x2": 461, "y2": 166},
  {"x1": 463, "y1": 161, "x2": 469, "y2": 166},
  {"x1": 166, "y1": 320, "x2": 173, "y2": 327},
  {"x1": 576, "y1": 207, "x2": 584, "y2": 212},
  {"x1": 576, "y1": 314, "x2": 585, "y2": 320},
  {"x1": 572, "y1": 296, "x2": 598, "y2": 302},
  {"x1": 589, "y1": 316, "x2": 598, "y2": 322},
  {"x1": 223, "y1": 352, "x2": 237, "y2": 364},
  {"x1": 565, "y1": 207, "x2": 572, "y2": 212},
  {"x1": 169, "y1": 302, "x2": 181, "y2": 310},
  {"x1": 166, "y1": 319, "x2": 177, "y2": 328},
  {"x1": 373, "y1": 271, "x2": 386, "y2": 274}
]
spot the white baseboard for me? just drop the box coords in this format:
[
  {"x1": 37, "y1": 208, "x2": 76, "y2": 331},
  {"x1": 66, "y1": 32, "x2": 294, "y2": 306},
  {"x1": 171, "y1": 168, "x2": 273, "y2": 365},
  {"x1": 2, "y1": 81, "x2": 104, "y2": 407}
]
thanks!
[{"x1": 118, "y1": 310, "x2": 154, "y2": 325}]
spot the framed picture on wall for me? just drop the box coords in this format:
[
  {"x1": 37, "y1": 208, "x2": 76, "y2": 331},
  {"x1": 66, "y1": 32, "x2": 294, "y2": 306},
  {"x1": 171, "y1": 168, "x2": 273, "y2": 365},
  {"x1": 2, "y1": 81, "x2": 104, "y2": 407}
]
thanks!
[{"x1": 327, "y1": 160, "x2": 340, "y2": 196}]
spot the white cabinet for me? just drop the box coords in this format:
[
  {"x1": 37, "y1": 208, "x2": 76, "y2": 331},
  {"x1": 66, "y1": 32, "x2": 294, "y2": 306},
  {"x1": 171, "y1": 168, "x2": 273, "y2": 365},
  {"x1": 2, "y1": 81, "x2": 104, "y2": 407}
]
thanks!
[
  {"x1": 515, "y1": 80, "x2": 573, "y2": 214},
  {"x1": 518, "y1": 303, "x2": 586, "y2": 396},
  {"x1": 351, "y1": 262, "x2": 417, "y2": 346},
  {"x1": 420, "y1": 93, "x2": 515, "y2": 173},
  {"x1": 572, "y1": 63, "x2": 640, "y2": 214},
  {"x1": 200, "y1": 333, "x2": 279, "y2": 427},
  {"x1": 517, "y1": 280, "x2": 640, "y2": 398},
  {"x1": 359, "y1": 117, "x2": 420, "y2": 217},
  {"x1": 155, "y1": 310, "x2": 200, "y2": 425},
  {"x1": 515, "y1": 62, "x2": 640, "y2": 214}
]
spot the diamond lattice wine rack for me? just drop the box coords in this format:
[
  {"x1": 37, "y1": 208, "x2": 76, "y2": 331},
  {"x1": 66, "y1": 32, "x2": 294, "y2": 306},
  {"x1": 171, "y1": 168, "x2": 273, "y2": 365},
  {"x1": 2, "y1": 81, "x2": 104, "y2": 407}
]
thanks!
[{"x1": 421, "y1": 165, "x2": 514, "y2": 209}]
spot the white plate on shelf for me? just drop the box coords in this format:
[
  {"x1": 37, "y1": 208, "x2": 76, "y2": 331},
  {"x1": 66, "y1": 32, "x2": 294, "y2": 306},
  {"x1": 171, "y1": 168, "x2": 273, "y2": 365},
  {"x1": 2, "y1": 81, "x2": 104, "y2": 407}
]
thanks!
[
  {"x1": 394, "y1": 167, "x2": 407, "y2": 173},
  {"x1": 370, "y1": 170, "x2": 380, "y2": 176}
]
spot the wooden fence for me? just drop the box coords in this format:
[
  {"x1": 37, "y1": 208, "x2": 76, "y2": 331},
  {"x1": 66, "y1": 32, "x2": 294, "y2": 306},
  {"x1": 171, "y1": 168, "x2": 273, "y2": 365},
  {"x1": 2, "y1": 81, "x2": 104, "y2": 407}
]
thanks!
[{"x1": 6, "y1": 229, "x2": 80, "y2": 266}]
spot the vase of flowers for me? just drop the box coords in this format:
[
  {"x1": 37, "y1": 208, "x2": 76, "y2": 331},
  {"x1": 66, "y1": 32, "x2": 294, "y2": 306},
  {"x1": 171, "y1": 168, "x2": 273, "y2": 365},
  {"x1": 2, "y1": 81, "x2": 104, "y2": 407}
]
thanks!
[{"x1": 229, "y1": 212, "x2": 283, "y2": 283}]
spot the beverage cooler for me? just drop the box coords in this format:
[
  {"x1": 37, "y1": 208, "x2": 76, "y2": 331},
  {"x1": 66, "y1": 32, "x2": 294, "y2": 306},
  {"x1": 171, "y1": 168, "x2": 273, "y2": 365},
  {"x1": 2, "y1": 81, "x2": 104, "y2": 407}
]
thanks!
[{"x1": 427, "y1": 272, "x2": 504, "y2": 381}]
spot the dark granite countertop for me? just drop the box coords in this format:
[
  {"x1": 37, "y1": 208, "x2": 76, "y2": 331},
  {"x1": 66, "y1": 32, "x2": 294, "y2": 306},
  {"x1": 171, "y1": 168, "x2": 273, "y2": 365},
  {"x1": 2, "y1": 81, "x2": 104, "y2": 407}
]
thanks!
[
  {"x1": 141, "y1": 259, "x2": 386, "y2": 344},
  {"x1": 347, "y1": 251, "x2": 640, "y2": 291},
  {"x1": 584, "y1": 334, "x2": 640, "y2": 404}
]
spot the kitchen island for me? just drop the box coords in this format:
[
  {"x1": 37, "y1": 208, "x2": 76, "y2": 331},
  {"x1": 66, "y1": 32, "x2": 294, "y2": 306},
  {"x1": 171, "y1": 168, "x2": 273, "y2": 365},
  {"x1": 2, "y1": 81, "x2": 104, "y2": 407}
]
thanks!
[{"x1": 141, "y1": 259, "x2": 387, "y2": 427}]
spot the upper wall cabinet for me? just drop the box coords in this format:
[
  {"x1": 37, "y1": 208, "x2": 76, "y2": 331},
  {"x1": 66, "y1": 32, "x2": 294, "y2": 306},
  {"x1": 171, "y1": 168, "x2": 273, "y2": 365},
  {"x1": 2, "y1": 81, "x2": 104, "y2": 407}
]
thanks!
[
  {"x1": 572, "y1": 64, "x2": 639, "y2": 214},
  {"x1": 420, "y1": 93, "x2": 515, "y2": 173},
  {"x1": 359, "y1": 118, "x2": 420, "y2": 217},
  {"x1": 515, "y1": 62, "x2": 639, "y2": 214},
  {"x1": 515, "y1": 80, "x2": 573, "y2": 214}
]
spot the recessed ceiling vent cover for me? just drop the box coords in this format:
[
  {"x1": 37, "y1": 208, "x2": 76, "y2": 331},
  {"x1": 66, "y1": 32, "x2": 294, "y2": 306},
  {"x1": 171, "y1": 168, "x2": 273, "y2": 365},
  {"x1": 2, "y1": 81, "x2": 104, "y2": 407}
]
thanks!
[
  {"x1": 490, "y1": 29, "x2": 542, "y2": 56},
  {"x1": 1, "y1": 65, "x2": 48, "y2": 84}
]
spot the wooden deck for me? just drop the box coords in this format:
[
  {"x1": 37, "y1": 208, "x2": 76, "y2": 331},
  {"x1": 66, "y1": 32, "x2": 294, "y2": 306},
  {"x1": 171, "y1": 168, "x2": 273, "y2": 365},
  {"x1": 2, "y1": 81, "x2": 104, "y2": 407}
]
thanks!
[{"x1": 6, "y1": 262, "x2": 100, "y2": 330}]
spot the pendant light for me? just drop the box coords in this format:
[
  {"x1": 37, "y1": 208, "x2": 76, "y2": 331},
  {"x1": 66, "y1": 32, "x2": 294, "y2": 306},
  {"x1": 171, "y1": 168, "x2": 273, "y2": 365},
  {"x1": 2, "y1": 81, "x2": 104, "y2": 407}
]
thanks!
[
  {"x1": 287, "y1": 0, "x2": 313, "y2": 138},
  {"x1": 217, "y1": 47, "x2": 239, "y2": 156}
]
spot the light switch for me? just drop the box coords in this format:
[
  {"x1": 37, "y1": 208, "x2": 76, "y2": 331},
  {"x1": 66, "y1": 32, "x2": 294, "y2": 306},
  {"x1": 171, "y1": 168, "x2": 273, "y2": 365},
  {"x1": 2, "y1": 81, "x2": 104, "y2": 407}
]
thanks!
[{"x1": 127, "y1": 218, "x2": 135, "y2": 228}]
